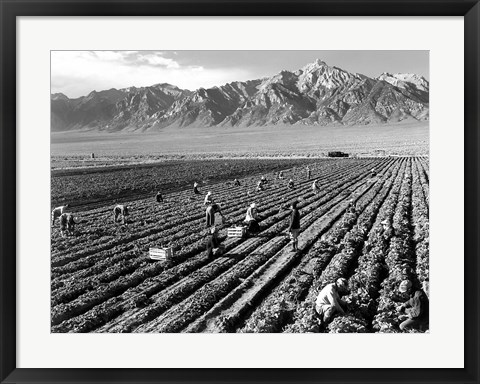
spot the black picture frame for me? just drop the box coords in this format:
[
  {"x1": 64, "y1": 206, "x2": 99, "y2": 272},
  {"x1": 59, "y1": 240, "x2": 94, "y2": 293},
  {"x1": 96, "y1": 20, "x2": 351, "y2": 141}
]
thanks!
[{"x1": 1, "y1": 1, "x2": 478, "y2": 383}]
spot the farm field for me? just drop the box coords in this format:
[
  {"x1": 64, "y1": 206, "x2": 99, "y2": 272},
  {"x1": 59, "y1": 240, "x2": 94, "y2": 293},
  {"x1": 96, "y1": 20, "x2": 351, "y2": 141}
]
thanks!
[{"x1": 51, "y1": 156, "x2": 429, "y2": 333}]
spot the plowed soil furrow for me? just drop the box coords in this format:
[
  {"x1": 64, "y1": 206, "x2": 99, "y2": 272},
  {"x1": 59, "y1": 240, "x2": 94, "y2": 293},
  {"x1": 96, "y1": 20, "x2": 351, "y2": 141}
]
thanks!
[
  {"x1": 236, "y1": 159, "x2": 401, "y2": 333},
  {"x1": 51, "y1": 160, "x2": 381, "y2": 331},
  {"x1": 51, "y1": 162, "x2": 369, "y2": 300},
  {"x1": 132, "y1": 160, "x2": 393, "y2": 333},
  {"x1": 51, "y1": 161, "x2": 363, "y2": 270}
]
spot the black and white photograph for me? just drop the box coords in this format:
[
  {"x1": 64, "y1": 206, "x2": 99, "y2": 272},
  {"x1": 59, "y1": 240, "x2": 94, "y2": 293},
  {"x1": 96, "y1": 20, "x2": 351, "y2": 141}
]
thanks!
[{"x1": 50, "y1": 50, "x2": 430, "y2": 334}]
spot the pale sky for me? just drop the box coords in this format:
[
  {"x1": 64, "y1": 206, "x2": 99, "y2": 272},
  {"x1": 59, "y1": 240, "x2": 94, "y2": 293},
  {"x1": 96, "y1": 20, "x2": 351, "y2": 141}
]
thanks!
[{"x1": 51, "y1": 50, "x2": 429, "y2": 99}]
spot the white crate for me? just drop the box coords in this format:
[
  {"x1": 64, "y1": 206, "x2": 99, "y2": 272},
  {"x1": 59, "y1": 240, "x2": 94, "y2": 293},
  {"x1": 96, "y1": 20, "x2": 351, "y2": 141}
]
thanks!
[
  {"x1": 227, "y1": 226, "x2": 246, "y2": 238},
  {"x1": 149, "y1": 247, "x2": 173, "y2": 261}
]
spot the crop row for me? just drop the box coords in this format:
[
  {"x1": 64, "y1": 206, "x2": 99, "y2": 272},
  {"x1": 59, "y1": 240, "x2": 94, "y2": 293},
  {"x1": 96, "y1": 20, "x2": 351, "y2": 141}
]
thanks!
[
  {"x1": 238, "y1": 159, "x2": 401, "y2": 333},
  {"x1": 96, "y1": 160, "x2": 384, "y2": 333},
  {"x1": 51, "y1": 160, "x2": 384, "y2": 330},
  {"x1": 372, "y1": 159, "x2": 416, "y2": 332},
  {"x1": 284, "y1": 159, "x2": 408, "y2": 333}
]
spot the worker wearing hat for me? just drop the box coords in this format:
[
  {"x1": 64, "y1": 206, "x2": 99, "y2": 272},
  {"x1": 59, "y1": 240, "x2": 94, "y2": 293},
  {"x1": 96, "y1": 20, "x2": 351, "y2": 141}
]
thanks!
[
  {"x1": 396, "y1": 279, "x2": 429, "y2": 332},
  {"x1": 244, "y1": 202, "x2": 260, "y2": 235},
  {"x1": 315, "y1": 278, "x2": 350, "y2": 325}
]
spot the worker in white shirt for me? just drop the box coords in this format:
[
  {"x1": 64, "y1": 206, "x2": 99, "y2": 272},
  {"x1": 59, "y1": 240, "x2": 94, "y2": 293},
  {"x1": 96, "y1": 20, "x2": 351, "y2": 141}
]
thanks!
[
  {"x1": 51, "y1": 204, "x2": 69, "y2": 227},
  {"x1": 204, "y1": 191, "x2": 214, "y2": 206},
  {"x1": 315, "y1": 278, "x2": 349, "y2": 325},
  {"x1": 312, "y1": 179, "x2": 319, "y2": 194},
  {"x1": 244, "y1": 202, "x2": 260, "y2": 234}
]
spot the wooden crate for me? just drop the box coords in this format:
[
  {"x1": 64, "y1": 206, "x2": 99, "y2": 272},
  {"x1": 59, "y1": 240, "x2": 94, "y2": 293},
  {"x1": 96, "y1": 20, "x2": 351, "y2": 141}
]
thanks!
[
  {"x1": 227, "y1": 226, "x2": 246, "y2": 238},
  {"x1": 149, "y1": 247, "x2": 173, "y2": 261}
]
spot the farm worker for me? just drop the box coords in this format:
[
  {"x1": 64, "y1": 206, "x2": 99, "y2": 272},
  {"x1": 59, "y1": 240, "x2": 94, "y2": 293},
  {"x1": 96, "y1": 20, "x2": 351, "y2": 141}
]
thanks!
[
  {"x1": 347, "y1": 198, "x2": 356, "y2": 213},
  {"x1": 205, "y1": 203, "x2": 225, "y2": 228},
  {"x1": 193, "y1": 182, "x2": 201, "y2": 195},
  {"x1": 278, "y1": 171, "x2": 284, "y2": 180},
  {"x1": 312, "y1": 179, "x2": 319, "y2": 194},
  {"x1": 204, "y1": 191, "x2": 214, "y2": 206},
  {"x1": 315, "y1": 278, "x2": 349, "y2": 324},
  {"x1": 51, "y1": 204, "x2": 69, "y2": 226},
  {"x1": 306, "y1": 166, "x2": 311, "y2": 180},
  {"x1": 205, "y1": 226, "x2": 223, "y2": 259},
  {"x1": 371, "y1": 168, "x2": 377, "y2": 177},
  {"x1": 113, "y1": 204, "x2": 129, "y2": 224},
  {"x1": 156, "y1": 191, "x2": 163, "y2": 203},
  {"x1": 256, "y1": 180, "x2": 264, "y2": 192},
  {"x1": 261, "y1": 176, "x2": 267, "y2": 184},
  {"x1": 288, "y1": 179, "x2": 295, "y2": 189},
  {"x1": 59, "y1": 213, "x2": 75, "y2": 237},
  {"x1": 396, "y1": 280, "x2": 429, "y2": 332},
  {"x1": 379, "y1": 219, "x2": 393, "y2": 240},
  {"x1": 244, "y1": 203, "x2": 260, "y2": 234},
  {"x1": 233, "y1": 179, "x2": 241, "y2": 187},
  {"x1": 288, "y1": 201, "x2": 301, "y2": 251}
]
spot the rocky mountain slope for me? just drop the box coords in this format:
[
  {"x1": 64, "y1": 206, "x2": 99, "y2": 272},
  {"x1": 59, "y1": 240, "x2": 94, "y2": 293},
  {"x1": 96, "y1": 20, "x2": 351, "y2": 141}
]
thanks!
[{"x1": 51, "y1": 59, "x2": 429, "y2": 132}]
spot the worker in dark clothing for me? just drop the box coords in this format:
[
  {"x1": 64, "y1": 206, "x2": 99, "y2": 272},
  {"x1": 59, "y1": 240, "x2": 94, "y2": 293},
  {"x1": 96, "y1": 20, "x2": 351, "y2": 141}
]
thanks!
[
  {"x1": 205, "y1": 203, "x2": 225, "y2": 228},
  {"x1": 370, "y1": 168, "x2": 377, "y2": 177},
  {"x1": 59, "y1": 213, "x2": 68, "y2": 237},
  {"x1": 67, "y1": 213, "x2": 76, "y2": 233},
  {"x1": 233, "y1": 179, "x2": 241, "y2": 187},
  {"x1": 396, "y1": 280, "x2": 429, "y2": 332},
  {"x1": 114, "y1": 204, "x2": 129, "y2": 224},
  {"x1": 278, "y1": 171, "x2": 284, "y2": 180},
  {"x1": 288, "y1": 179, "x2": 295, "y2": 189},
  {"x1": 205, "y1": 226, "x2": 223, "y2": 259},
  {"x1": 156, "y1": 191, "x2": 163, "y2": 203},
  {"x1": 193, "y1": 182, "x2": 201, "y2": 195},
  {"x1": 288, "y1": 201, "x2": 301, "y2": 251},
  {"x1": 59, "y1": 213, "x2": 75, "y2": 237},
  {"x1": 306, "y1": 166, "x2": 311, "y2": 180}
]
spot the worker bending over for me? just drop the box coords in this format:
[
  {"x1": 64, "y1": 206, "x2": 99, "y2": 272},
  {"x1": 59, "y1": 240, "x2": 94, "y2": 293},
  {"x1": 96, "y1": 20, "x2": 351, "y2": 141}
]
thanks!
[
  {"x1": 233, "y1": 179, "x2": 241, "y2": 187},
  {"x1": 205, "y1": 203, "x2": 225, "y2": 228},
  {"x1": 315, "y1": 278, "x2": 349, "y2": 325},
  {"x1": 396, "y1": 280, "x2": 429, "y2": 332},
  {"x1": 59, "y1": 213, "x2": 76, "y2": 237},
  {"x1": 312, "y1": 179, "x2": 319, "y2": 194},
  {"x1": 156, "y1": 191, "x2": 163, "y2": 203},
  {"x1": 51, "y1": 204, "x2": 69, "y2": 226},
  {"x1": 288, "y1": 179, "x2": 295, "y2": 189},
  {"x1": 193, "y1": 182, "x2": 201, "y2": 195},
  {"x1": 256, "y1": 180, "x2": 264, "y2": 192},
  {"x1": 113, "y1": 204, "x2": 130, "y2": 224}
]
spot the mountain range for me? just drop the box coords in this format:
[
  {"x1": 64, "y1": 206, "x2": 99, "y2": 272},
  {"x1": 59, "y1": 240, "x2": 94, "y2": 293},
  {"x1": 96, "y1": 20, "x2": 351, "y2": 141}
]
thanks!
[{"x1": 51, "y1": 59, "x2": 429, "y2": 132}]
